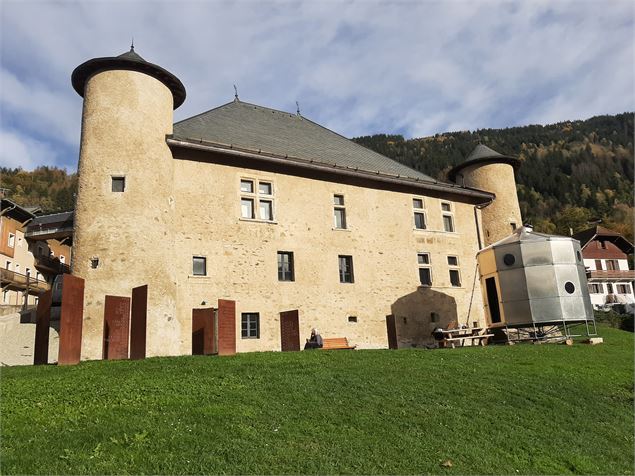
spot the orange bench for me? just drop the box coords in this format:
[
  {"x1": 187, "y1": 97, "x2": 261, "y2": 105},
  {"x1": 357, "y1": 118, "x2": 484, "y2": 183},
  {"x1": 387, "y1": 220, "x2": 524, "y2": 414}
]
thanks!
[{"x1": 322, "y1": 337, "x2": 357, "y2": 350}]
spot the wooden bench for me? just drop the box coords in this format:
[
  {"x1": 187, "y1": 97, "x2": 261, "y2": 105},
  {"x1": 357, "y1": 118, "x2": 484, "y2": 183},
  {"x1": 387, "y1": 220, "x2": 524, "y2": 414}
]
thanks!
[
  {"x1": 322, "y1": 337, "x2": 357, "y2": 350},
  {"x1": 444, "y1": 334, "x2": 493, "y2": 348}
]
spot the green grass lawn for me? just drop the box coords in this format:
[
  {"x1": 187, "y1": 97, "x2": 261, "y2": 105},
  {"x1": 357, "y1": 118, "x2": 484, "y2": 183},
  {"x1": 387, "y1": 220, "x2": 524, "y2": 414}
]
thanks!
[{"x1": 2, "y1": 326, "x2": 633, "y2": 475}]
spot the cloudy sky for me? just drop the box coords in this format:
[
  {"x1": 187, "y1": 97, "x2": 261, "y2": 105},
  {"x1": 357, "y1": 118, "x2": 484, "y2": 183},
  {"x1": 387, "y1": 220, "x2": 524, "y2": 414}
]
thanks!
[{"x1": 1, "y1": 0, "x2": 633, "y2": 170}]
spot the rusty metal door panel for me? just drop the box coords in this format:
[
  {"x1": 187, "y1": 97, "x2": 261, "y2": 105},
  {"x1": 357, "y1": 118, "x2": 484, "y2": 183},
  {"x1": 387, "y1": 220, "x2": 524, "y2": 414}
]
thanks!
[
  {"x1": 103, "y1": 295, "x2": 131, "y2": 360},
  {"x1": 386, "y1": 314, "x2": 398, "y2": 349},
  {"x1": 192, "y1": 308, "x2": 215, "y2": 355},
  {"x1": 217, "y1": 299, "x2": 236, "y2": 356},
  {"x1": 34, "y1": 290, "x2": 52, "y2": 365},
  {"x1": 130, "y1": 285, "x2": 147, "y2": 360},
  {"x1": 57, "y1": 275, "x2": 85, "y2": 366},
  {"x1": 280, "y1": 310, "x2": 300, "y2": 351}
]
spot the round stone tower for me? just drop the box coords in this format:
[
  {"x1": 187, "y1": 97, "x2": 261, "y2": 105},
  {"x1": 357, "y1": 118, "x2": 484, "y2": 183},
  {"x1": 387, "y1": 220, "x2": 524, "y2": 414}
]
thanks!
[
  {"x1": 71, "y1": 46, "x2": 186, "y2": 359},
  {"x1": 448, "y1": 144, "x2": 522, "y2": 247}
]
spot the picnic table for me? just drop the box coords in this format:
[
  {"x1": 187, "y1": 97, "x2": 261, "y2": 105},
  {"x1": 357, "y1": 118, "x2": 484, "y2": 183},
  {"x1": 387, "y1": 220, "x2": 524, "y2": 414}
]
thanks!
[{"x1": 440, "y1": 327, "x2": 493, "y2": 348}]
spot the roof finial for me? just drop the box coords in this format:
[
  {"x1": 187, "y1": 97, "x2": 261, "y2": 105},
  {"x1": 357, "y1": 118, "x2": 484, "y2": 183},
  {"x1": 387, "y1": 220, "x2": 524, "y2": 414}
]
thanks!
[
  {"x1": 233, "y1": 84, "x2": 239, "y2": 101},
  {"x1": 130, "y1": 37, "x2": 135, "y2": 52},
  {"x1": 296, "y1": 101, "x2": 301, "y2": 116}
]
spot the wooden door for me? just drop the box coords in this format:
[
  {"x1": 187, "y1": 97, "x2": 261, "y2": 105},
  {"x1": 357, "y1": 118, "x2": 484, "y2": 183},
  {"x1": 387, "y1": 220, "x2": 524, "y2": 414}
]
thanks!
[{"x1": 280, "y1": 310, "x2": 300, "y2": 351}]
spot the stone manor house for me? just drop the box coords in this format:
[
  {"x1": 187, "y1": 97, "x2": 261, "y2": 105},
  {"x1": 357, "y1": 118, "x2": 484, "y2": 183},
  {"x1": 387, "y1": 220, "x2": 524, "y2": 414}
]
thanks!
[{"x1": 70, "y1": 47, "x2": 523, "y2": 359}]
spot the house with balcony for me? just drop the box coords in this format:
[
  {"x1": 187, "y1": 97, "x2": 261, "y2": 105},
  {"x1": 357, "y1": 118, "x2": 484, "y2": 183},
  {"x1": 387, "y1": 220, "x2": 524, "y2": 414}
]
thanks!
[
  {"x1": 0, "y1": 199, "x2": 73, "y2": 313},
  {"x1": 573, "y1": 225, "x2": 634, "y2": 308}
]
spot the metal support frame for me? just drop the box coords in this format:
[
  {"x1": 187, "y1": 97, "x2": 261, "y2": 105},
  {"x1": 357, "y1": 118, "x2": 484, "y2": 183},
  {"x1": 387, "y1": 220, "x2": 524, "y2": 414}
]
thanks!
[{"x1": 502, "y1": 318, "x2": 597, "y2": 343}]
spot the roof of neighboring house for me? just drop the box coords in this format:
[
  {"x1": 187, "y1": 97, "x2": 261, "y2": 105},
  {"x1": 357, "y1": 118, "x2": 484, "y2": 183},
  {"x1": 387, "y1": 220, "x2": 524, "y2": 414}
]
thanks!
[
  {"x1": 448, "y1": 144, "x2": 521, "y2": 182},
  {"x1": 572, "y1": 225, "x2": 634, "y2": 254},
  {"x1": 28, "y1": 211, "x2": 74, "y2": 227},
  {"x1": 0, "y1": 199, "x2": 36, "y2": 223},
  {"x1": 72, "y1": 47, "x2": 186, "y2": 109}
]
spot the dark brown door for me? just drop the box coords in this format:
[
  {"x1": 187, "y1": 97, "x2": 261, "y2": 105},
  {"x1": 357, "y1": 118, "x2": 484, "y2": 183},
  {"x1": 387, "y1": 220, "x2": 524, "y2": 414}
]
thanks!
[
  {"x1": 192, "y1": 308, "x2": 215, "y2": 355},
  {"x1": 280, "y1": 310, "x2": 300, "y2": 351},
  {"x1": 386, "y1": 314, "x2": 398, "y2": 349}
]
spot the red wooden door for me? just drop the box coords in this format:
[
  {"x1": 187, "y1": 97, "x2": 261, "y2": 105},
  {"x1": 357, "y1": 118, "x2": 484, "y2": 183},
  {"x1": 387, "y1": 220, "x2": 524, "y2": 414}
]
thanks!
[{"x1": 280, "y1": 310, "x2": 300, "y2": 351}]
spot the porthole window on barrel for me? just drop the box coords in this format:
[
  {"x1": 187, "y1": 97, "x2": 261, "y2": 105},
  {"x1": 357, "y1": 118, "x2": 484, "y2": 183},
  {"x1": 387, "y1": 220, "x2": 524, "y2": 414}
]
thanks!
[
  {"x1": 565, "y1": 282, "x2": 575, "y2": 294},
  {"x1": 503, "y1": 254, "x2": 515, "y2": 266}
]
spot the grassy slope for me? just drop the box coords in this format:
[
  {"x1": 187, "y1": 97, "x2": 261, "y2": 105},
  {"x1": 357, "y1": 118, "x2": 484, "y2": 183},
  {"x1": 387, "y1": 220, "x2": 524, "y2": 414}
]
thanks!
[{"x1": 1, "y1": 326, "x2": 633, "y2": 475}]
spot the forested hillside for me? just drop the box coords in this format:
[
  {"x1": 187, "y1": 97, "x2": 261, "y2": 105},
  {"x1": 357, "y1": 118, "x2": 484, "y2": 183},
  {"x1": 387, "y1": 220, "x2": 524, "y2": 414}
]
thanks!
[
  {"x1": 1, "y1": 113, "x2": 633, "y2": 241},
  {"x1": 354, "y1": 113, "x2": 634, "y2": 241}
]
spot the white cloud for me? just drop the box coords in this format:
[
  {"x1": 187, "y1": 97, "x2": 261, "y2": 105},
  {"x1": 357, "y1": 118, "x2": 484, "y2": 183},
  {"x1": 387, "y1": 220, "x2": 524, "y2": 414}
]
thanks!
[
  {"x1": 0, "y1": 129, "x2": 57, "y2": 169},
  {"x1": 0, "y1": 0, "x2": 633, "y2": 169}
]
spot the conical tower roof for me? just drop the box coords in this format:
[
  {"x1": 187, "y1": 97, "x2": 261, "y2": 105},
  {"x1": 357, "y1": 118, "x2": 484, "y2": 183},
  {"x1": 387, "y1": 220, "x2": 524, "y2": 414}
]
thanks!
[
  {"x1": 72, "y1": 46, "x2": 186, "y2": 109},
  {"x1": 447, "y1": 144, "x2": 520, "y2": 182}
]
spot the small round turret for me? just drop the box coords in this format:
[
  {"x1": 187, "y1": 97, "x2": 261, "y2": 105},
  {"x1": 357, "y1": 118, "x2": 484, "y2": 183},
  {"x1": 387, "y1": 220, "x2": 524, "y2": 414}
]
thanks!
[{"x1": 448, "y1": 144, "x2": 522, "y2": 247}]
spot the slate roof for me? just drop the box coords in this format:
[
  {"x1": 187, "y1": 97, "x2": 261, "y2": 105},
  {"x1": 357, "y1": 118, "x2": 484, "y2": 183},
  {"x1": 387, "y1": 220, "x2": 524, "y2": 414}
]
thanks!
[
  {"x1": 28, "y1": 211, "x2": 74, "y2": 227},
  {"x1": 448, "y1": 144, "x2": 520, "y2": 182},
  {"x1": 72, "y1": 47, "x2": 186, "y2": 109},
  {"x1": 173, "y1": 100, "x2": 438, "y2": 183}
]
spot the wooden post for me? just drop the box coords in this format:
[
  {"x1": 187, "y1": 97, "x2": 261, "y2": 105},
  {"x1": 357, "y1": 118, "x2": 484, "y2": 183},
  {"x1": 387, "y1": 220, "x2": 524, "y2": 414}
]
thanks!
[
  {"x1": 33, "y1": 290, "x2": 52, "y2": 365},
  {"x1": 130, "y1": 285, "x2": 148, "y2": 360},
  {"x1": 57, "y1": 275, "x2": 85, "y2": 366}
]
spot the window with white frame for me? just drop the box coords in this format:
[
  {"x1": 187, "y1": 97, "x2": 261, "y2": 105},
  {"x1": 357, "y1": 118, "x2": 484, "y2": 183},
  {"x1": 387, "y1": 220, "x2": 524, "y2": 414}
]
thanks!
[
  {"x1": 606, "y1": 283, "x2": 614, "y2": 294},
  {"x1": 241, "y1": 313, "x2": 260, "y2": 338},
  {"x1": 441, "y1": 202, "x2": 455, "y2": 232},
  {"x1": 617, "y1": 284, "x2": 631, "y2": 294},
  {"x1": 447, "y1": 255, "x2": 461, "y2": 287},
  {"x1": 8, "y1": 233, "x2": 15, "y2": 248},
  {"x1": 417, "y1": 253, "x2": 432, "y2": 286},
  {"x1": 413, "y1": 198, "x2": 426, "y2": 230},
  {"x1": 240, "y1": 178, "x2": 274, "y2": 221},
  {"x1": 333, "y1": 195, "x2": 347, "y2": 229}
]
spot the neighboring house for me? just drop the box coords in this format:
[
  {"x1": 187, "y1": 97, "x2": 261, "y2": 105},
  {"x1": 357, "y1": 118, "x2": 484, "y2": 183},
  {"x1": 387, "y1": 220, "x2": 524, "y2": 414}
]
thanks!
[
  {"x1": 0, "y1": 199, "x2": 73, "y2": 312},
  {"x1": 573, "y1": 225, "x2": 635, "y2": 308},
  {"x1": 69, "y1": 47, "x2": 524, "y2": 358}
]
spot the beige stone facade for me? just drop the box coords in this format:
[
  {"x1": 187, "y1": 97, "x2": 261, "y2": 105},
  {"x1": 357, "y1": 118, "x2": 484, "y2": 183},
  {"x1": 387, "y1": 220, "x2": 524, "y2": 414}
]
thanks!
[{"x1": 71, "y1": 56, "x2": 520, "y2": 360}]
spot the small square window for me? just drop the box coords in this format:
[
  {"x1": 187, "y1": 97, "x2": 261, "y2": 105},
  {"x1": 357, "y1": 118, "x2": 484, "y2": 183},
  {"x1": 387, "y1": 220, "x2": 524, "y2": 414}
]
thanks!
[
  {"x1": 447, "y1": 256, "x2": 458, "y2": 266},
  {"x1": 193, "y1": 256, "x2": 207, "y2": 276},
  {"x1": 348, "y1": 316, "x2": 358, "y2": 323},
  {"x1": 241, "y1": 313, "x2": 260, "y2": 338},
  {"x1": 259, "y1": 182, "x2": 272, "y2": 195},
  {"x1": 241, "y1": 198, "x2": 255, "y2": 219},
  {"x1": 111, "y1": 176, "x2": 125, "y2": 192},
  {"x1": 338, "y1": 255, "x2": 354, "y2": 283},
  {"x1": 240, "y1": 180, "x2": 254, "y2": 193},
  {"x1": 441, "y1": 202, "x2": 451, "y2": 212},
  {"x1": 90, "y1": 258, "x2": 99, "y2": 269},
  {"x1": 417, "y1": 253, "x2": 430, "y2": 265},
  {"x1": 413, "y1": 198, "x2": 423, "y2": 209},
  {"x1": 334, "y1": 195, "x2": 345, "y2": 206}
]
